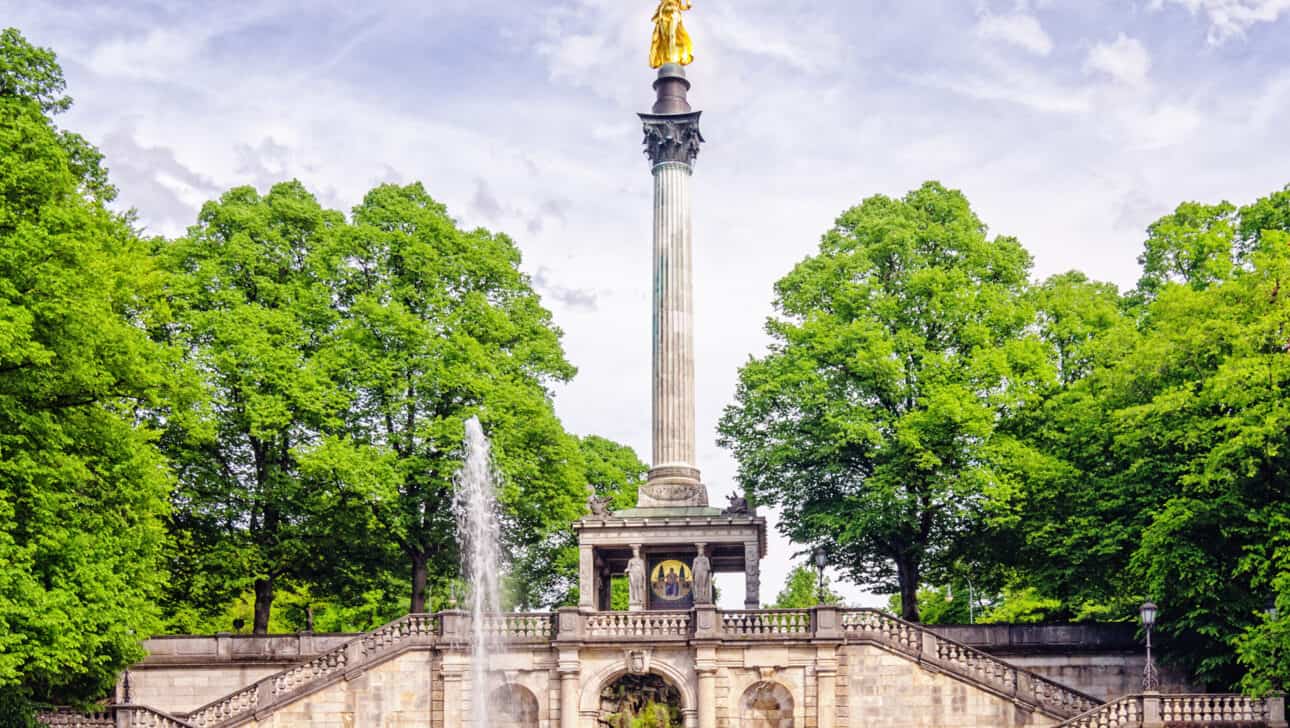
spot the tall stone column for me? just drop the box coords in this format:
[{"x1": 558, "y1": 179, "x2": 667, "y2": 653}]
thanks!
[{"x1": 638, "y1": 63, "x2": 707, "y2": 509}]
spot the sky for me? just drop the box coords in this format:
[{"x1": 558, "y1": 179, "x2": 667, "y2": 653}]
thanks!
[{"x1": 10, "y1": 0, "x2": 1290, "y2": 609}]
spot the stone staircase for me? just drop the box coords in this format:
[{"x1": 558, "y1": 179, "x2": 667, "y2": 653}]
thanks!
[{"x1": 38, "y1": 608, "x2": 1282, "y2": 728}]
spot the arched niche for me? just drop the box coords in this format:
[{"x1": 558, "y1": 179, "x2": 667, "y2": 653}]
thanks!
[
  {"x1": 739, "y1": 681, "x2": 794, "y2": 728},
  {"x1": 579, "y1": 658, "x2": 696, "y2": 717},
  {"x1": 489, "y1": 683, "x2": 539, "y2": 728},
  {"x1": 597, "y1": 673, "x2": 682, "y2": 728}
]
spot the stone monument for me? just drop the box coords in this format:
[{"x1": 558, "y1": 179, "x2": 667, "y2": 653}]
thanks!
[{"x1": 574, "y1": 9, "x2": 767, "y2": 611}]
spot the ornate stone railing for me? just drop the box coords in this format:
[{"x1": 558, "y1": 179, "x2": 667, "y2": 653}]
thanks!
[
  {"x1": 583, "y1": 611, "x2": 691, "y2": 639},
  {"x1": 116, "y1": 707, "x2": 201, "y2": 727},
  {"x1": 1162, "y1": 694, "x2": 1277, "y2": 724},
  {"x1": 1057, "y1": 695, "x2": 1143, "y2": 728},
  {"x1": 841, "y1": 608, "x2": 921, "y2": 653},
  {"x1": 722, "y1": 609, "x2": 811, "y2": 637},
  {"x1": 483, "y1": 613, "x2": 557, "y2": 642},
  {"x1": 841, "y1": 608, "x2": 1101, "y2": 718},
  {"x1": 1055, "y1": 694, "x2": 1287, "y2": 727},
  {"x1": 183, "y1": 612, "x2": 441, "y2": 727},
  {"x1": 41, "y1": 706, "x2": 198, "y2": 728},
  {"x1": 38, "y1": 709, "x2": 116, "y2": 727}
]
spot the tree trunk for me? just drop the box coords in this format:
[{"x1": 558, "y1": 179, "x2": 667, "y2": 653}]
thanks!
[
  {"x1": 252, "y1": 577, "x2": 275, "y2": 635},
  {"x1": 896, "y1": 555, "x2": 921, "y2": 623},
  {"x1": 410, "y1": 552, "x2": 428, "y2": 614}
]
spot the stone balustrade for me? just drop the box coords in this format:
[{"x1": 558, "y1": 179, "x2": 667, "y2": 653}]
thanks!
[
  {"x1": 583, "y1": 610, "x2": 692, "y2": 640},
  {"x1": 37, "y1": 710, "x2": 117, "y2": 727},
  {"x1": 483, "y1": 612, "x2": 557, "y2": 642},
  {"x1": 721, "y1": 609, "x2": 812, "y2": 637},
  {"x1": 40, "y1": 706, "x2": 198, "y2": 728},
  {"x1": 1057, "y1": 694, "x2": 1288, "y2": 728}
]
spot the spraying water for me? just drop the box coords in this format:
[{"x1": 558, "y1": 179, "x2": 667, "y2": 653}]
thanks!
[{"x1": 453, "y1": 416, "x2": 507, "y2": 728}]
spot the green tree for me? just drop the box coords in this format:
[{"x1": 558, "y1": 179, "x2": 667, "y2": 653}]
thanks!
[
  {"x1": 770, "y1": 564, "x2": 840, "y2": 609},
  {"x1": 310, "y1": 183, "x2": 587, "y2": 613},
  {"x1": 1002, "y1": 188, "x2": 1290, "y2": 688},
  {"x1": 0, "y1": 28, "x2": 175, "y2": 716},
  {"x1": 158, "y1": 182, "x2": 346, "y2": 634},
  {"x1": 718, "y1": 182, "x2": 1046, "y2": 621}
]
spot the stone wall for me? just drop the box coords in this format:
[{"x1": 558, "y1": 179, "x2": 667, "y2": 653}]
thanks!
[
  {"x1": 127, "y1": 633, "x2": 355, "y2": 713},
  {"x1": 245, "y1": 650, "x2": 434, "y2": 728},
  {"x1": 843, "y1": 644, "x2": 1055, "y2": 728}
]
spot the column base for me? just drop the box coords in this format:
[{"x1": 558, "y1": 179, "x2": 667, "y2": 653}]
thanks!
[{"x1": 639, "y1": 465, "x2": 707, "y2": 508}]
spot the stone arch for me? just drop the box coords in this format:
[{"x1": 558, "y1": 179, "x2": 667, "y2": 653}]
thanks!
[
  {"x1": 739, "y1": 681, "x2": 794, "y2": 728},
  {"x1": 489, "y1": 682, "x2": 540, "y2": 728},
  {"x1": 579, "y1": 658, "x2": 697, "y2": 717}
]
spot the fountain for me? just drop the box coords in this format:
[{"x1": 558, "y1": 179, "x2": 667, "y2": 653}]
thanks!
[{"x1": 452, "y1": 416, "x2": 508, "y2": 728}]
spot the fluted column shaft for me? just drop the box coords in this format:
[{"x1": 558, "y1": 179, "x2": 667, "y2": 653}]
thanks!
[{"x1": 652, "y1": 160, "x2": 696, "y2": 472}]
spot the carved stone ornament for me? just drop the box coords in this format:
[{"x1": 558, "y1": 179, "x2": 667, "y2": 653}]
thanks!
[
  {"x1": 627, "y1": 649, "x2": 652, "y2": 675},
  {"x1": 641, "y1": 481, "x2": 705, "y2": 503},
  {"x1": 722, "y1": 492, "x2": 751, "y2": 515},
  {"x1": 587, "y1": 488, "x2": 613, "y2": 517},
  {"x1": 641, "y1": 112, "x2": 704, "y2": 168}
]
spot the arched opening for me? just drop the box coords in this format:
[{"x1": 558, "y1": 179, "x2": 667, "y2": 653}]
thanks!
[
  {"x1": 489, "y1": 683, "x2": 539, "y2": 728},
  {"x1": 598, "y1": 673, "x2": 683, "y2": 728},
  {"x1": 739, "y1": 681, "x2": 794, "y2": 728}
]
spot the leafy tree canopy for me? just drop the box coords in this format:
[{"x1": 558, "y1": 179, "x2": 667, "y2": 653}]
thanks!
[
  {"x1": 770, "y1": 564, "x2": 841, "y2": 609},
  {"x1": 719, "y1": 181, "x2": 1046, "y2": 621},
  {"x1": 0, "y1": 27, "x2": 175, "y2": 717}
]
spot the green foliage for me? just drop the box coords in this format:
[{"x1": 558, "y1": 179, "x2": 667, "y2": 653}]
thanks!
[
  {"x1": 0, "y1": 28, "x2": 71, "y2": 115},
  {"x1": 1002, "y1": 187, "x2": 1290, "y2": 688},
  {"x1": 306, "y1": 182, "x2": 589, "y2": 613},
  {"x1": 157, "y1": 182, "x2": 347, "y2": 634},
  {"x1": 719, "y1": 181, "x2": 1045, "y2": 621},
  {"x1": 770, "y1": 564, "x2": 841, "y2": 609},
  {"x1": 0, "y1": 29, "x2": 174, "y2": 712}
]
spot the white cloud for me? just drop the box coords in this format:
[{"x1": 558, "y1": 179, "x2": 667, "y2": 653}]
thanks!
[
  {"x1": 974, "y1": 13, "x2": 1054, "y2": 56},
  {"x1": 1152, "y1": 0, "x2": 1290, "y2": 43},
  {"x1": 1085, "y1": 34, "x2": 1152, "y2": 86}
]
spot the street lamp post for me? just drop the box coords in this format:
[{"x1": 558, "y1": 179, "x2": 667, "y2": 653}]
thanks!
[
  {"x1": 1140, "y1": 601, "x2": 1160, "y2": 692},
  {"x1": 813, "y1": 547, "x2": 828, "y2": 605}
]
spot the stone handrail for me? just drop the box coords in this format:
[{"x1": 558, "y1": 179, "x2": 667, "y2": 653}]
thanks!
[
  {"x1": 584, "y1": 611, "x2": 691, "y2": 639},
  {"x1": 841, "y1": 608, "x2": 1101, "y2": 718},
  {"x1": 115, "y1": 706, "x2": 202, "y2": 727},
  {"x1": 1056, "y1": 694, "x2": 1287, "y2": 727},
  {"x1": 1056, "y1": 695, "x2": 1144, "y2": 728},
  {"x1": 38, "y1": 709, "x2": 116, "y2": 727},
  {"x1": 41, "y1": 706, "x2": 199, "y2": 728},
  {"x1": 183, "y1": 612, "x2": 440, "y2": 727},
  {"x1": 1162, "y1": 694, "x2": 1275, "y2": 723},
  {"x1": 722, "y1": 609, "x2": 812, "y2": 637},
  {"x1": 484, "y1": 613, "x2": 556, "y2": 642}
]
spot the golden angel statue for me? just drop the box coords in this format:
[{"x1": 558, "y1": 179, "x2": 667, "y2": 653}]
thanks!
[{"x1": 650, "y1": 0, "x2": 694, "y2": 68}]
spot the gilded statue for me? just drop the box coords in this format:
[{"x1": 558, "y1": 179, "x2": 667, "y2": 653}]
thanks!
[{"x1": 650, "y1": 0, "x2": 694, "y2": 68}]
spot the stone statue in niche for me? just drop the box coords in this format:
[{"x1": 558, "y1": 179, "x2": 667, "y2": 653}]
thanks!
[
  {"x1": 692, "y1": 542, "x2": 712, "y2": 605},
  {"x1": 627, "y1": 544, "x2": 647, "y2": 611}
]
